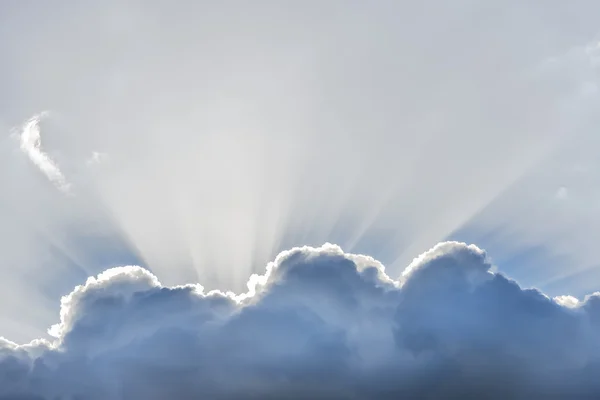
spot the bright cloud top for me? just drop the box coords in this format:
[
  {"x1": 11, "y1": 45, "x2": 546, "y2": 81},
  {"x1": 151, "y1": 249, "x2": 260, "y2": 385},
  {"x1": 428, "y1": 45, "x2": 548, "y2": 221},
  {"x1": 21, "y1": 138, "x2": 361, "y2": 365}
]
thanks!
[
  {"x1": 2, "y1": 242, "x2": 600, "y2": 399},
  {"x1": 16, "y1": 112, "x2": 71, "y2": 193}
]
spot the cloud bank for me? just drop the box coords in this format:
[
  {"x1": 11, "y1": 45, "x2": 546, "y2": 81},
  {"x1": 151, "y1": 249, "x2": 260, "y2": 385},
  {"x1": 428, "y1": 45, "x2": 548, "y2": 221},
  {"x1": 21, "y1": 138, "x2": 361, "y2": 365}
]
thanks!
[{"x1": 2, "y1": 242, "x2": 600, "y2": 399}]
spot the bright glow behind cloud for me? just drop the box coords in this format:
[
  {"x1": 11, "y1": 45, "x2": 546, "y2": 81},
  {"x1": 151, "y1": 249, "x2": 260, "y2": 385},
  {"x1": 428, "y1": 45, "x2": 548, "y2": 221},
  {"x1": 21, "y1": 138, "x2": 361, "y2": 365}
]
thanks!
[{"x1": 0, "y1": 1, "x2": 600, "y2": 343}]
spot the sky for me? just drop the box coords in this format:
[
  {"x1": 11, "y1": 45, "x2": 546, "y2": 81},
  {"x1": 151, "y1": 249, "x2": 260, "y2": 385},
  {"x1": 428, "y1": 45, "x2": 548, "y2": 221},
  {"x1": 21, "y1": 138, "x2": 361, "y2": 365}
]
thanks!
[{"x1": 1, "y1": 1, "x2": 600, "y2": 398}]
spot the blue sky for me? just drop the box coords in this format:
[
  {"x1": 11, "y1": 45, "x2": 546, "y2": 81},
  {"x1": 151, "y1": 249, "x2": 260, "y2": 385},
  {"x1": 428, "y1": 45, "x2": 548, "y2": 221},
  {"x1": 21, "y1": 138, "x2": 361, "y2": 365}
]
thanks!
[{"x1": 1, "y1": 1, "x2": 600, "y2": 398}]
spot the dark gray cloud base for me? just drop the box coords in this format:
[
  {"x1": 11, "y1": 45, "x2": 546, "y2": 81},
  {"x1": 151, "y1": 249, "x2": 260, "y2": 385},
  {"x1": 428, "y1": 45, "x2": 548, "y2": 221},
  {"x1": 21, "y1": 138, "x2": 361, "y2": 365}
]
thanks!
[{"x1": 2, "y1": 242, "x2": 600, "y2": 399}]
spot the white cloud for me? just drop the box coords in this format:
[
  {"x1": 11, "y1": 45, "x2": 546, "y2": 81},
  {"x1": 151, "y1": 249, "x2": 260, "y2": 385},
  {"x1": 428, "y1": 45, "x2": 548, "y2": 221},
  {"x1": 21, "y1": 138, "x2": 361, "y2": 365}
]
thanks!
[
  {"x1": 86, "y1": 151, "x2": 108, "y2": 166},
  {"x1": 2, "y1": 242, "x2": 600, "y2": 398},
  {"x1": 554, "y1": 295, "x2": 580, "y2": 308},
  {"x1": 17, "y1": 112, "x2": 71, "y2": 193}
]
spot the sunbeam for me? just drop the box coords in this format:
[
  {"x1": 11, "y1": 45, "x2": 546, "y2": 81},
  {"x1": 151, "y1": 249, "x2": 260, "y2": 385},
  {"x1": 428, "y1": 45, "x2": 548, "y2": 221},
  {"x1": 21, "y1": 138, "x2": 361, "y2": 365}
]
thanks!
[
  {"x1": 0, "y1": 0, "x2": 598, "y2": 334},
  {"x1": 2, "y1": 1, "x2": 600, "y2": 397}
]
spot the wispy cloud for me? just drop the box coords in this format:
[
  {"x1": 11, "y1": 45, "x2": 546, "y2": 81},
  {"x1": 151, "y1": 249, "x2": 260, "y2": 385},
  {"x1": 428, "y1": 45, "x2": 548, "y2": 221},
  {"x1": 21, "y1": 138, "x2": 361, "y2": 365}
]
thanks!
[
  {"x1": 85, "y1": 151, "x2": 108, "y2": 166},
  {"x1": 18, "y1": 112, "x2": 71, "y2": 193}
]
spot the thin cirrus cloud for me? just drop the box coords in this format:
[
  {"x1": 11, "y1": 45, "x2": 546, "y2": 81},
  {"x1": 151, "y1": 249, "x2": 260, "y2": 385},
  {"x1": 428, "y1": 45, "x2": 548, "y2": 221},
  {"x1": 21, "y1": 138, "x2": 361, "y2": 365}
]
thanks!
[{"x1": 2, "y1": 242, "x2": 600, "y2": 398}]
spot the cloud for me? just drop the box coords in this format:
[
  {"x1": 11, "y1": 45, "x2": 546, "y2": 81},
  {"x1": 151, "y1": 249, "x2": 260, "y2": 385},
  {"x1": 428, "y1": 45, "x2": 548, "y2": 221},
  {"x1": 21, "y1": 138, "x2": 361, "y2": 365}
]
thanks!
[
  {"x1": 85, "y1": 151, "x2": 107, "y2": 166},
  {"x1": 2, "y1": 242, "x2": 600, "y2": 398},
  {"x1": 16, "y1": 112, "x2": 71, "y2": 193}
]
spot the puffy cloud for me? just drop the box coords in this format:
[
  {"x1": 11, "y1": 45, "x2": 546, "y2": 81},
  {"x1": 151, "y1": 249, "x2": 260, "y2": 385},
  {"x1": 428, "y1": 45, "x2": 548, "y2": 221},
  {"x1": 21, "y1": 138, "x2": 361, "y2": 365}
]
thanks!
[{"x1": 2, "y1": 242, "x2": 600, "y2": 398}]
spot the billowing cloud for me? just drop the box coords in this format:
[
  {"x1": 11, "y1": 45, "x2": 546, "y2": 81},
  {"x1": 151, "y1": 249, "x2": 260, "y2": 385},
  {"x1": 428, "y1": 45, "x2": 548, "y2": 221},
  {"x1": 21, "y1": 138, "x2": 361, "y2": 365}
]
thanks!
[
  {"x1": 16, "y1": 112, "x2": 71, "y2": 193},
  {"x1": 2, "y1": 242, "x2": 600, "y2": 399}
]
